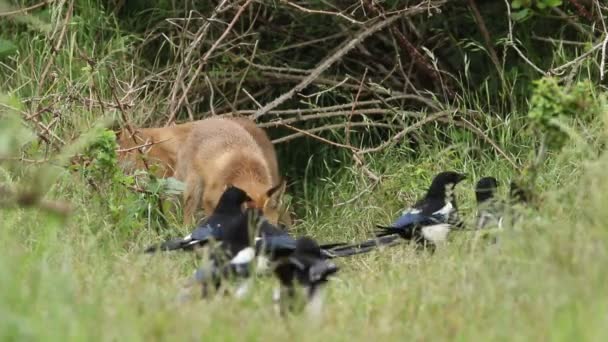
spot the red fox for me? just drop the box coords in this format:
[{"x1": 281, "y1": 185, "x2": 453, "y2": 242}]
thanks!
[
  {"x1": 116, "y1": 117, "x2": 290, "y2": 226},
  {"x1": 116, "y1": 122, "x2": 195, "y2": 178},
  {"x1": 175, "y1": 117, "x2": 288, "y2": 226}
]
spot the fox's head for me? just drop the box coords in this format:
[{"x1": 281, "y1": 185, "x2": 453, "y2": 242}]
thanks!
[{"x1": 243, "y1": 179, "x2": 292, "y2": 227}]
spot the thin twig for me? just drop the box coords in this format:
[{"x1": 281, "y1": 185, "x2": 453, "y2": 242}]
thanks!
[
  {"x1": 549, "y1": 39, "x2": 605, "y2": 74},
  {"x1": 356, "y1": 110, "x2": 453, "y2": 155},
  {"x1": 271, "y1": 122, "x2": 400, "y2": 144},
  {"x1": 276, "y1": 122, "x2": 358, "y2": 151},
  {"x1": 595, "y1": 0, "x2": 608, "y2": 80},
  {"x1": 0, "y1": 0, "x2": 52, "y2": 17},
  {"x1": 449, "y1": 117, "x2": 520, "y2": 171},
  {"x1": 280, "y1": 0, "x2": 364, "y2": 25},
  {"x1": 347, "y1": 68, "x2": 368, "y2": 146},
  {"x1": 503, "y1": 0, "x2": 546, "y2": 75},
  {"x1": 467, "y1": 0, "x2": 503, "y2": 82},
  {"x1": 115, "y1": 138, "x2": 173, "y2": 153},
  {"x1": 251, "y1": 1, "x2": 446, "y2": 120},
  {"x1": 38, "y1": 0, "x2": 73, "y2": 92},
  {"x1": 167, "y1": 0, "x2": 254, "y2": 125},
  {"x1": 257, "y1": 109, "x2": 423, "y2": 127}
]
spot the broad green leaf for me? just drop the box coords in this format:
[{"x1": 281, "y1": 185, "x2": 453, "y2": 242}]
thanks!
[{"x1": 0, "y1": 39, "x2": 18, "y2": 58}]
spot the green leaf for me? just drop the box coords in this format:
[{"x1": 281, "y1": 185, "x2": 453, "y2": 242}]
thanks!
[
  {"x1": 511, "y1": 0, "x2": 522, "y2": 9},
  {"x1": 544, "y1": 0, "x2": 562, "y2": 8},
  {"x1": 160, "y1": 177, "x2": 186, "y2": 195},
  {"x1": 0, "y1": 39, "x2": 17, "y2": 58},
  {"x1": 512, "y1": 9, "x2": 531, "y2": 22}
]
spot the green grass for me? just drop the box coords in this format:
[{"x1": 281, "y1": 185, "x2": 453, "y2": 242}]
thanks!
[
  {"x1": 2, "y1": 0, "x2": 608, "y2": 340},
  {"x1": 2, "y1": 140, "x2": 608, "y2": 340}
]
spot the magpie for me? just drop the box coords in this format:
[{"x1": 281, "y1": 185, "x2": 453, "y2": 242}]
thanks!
[
  {"x1": 144, "y1": 185, "x2": 252, "y2": 253},
  {"x1": 375, "y1": 171, "x2": 466, "y2": 245},
  {"x1": 509, "y1": 180, "x2": 532, "y2": 205},
  {"x1": 475, "y1": 177, "x2": 504, "y2": 230},
  {"x1": 181, "y1": 207, "x2": 256, "y2": 300},
  {"x1": 249, "y1": 211, "x2": 379, "y2": 261},
  {"x1": 272, "y1": 236, "x2": 339, "y2": 317}
]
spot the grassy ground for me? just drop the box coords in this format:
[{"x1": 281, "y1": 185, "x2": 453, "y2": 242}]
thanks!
[{"x1": 2, "y1": 1, "x2": 608, "y2": 341}]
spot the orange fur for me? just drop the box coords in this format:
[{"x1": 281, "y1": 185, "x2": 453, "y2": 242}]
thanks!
[
  {"x1": 116, "y1": 122, "x2": 194, "y2": 177},
  {"x1": 116, "y1": 117, "x2": 291, "y2": 226},
  {"x1": 175, "y1": 117, "x2": 289, "y2": 226}
]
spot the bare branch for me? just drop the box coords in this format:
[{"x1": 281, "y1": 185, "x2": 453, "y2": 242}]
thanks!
[
  {"x1": 251, "y1": 1, "x2": 446, "y2": 120},
  {"x1": 356, "y1": 110, "x2": 453, "y2": 155}
]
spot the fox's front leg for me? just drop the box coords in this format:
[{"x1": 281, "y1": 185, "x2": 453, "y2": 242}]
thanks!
[{"x1": 182, "y1": 175, "x2": 204, "y2": 226}]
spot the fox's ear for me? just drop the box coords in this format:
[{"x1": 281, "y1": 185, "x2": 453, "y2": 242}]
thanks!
[{"x1": 265, "y1": 178, "x2": 287, "y2": 208}]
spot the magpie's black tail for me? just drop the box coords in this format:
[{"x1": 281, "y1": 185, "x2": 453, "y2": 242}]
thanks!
[
  {"x1": 323, "y1": 235, "x2": 401, "y2": 258},
  {"x1": 144, "y1": 238, "x2": 193, "y2": 254},
  {"x1": 319, "y1": 242, "x2": 348, "y2": 250},
  {"x1": 374, "y1": 225, "x2": 404, "y2": 238}
]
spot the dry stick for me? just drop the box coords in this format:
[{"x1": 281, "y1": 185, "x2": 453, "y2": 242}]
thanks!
[
  {"x1": 255, "y1": 108, "x2": 424, "y2": 127},
  {"x1": 258, "y1": 70, "x2": 362, "y2": 90},
  {"x1": 503, "y1": 0, "x2": 546, "y2": 75},
  {"x1": 109, "y1": 81, "x2": 151, "y2": 172},
  {"x1": 281, "y1": 0, "x2": 364, "y2": 25},
  {"x1": 276, "y1": 120, "x2": 383, "y2": 182},
  {"x1": 204, "y1": 75, "x2": 216, "y2": 115},
  {"x1": 271, "y1": 122, "x2": 399, "y2": 144},
  {"x1": 233, "y1": 40, "x2": 259, "y2": 110},
  {"x1": 346, "y1": 68, "x2": 368, "y2": 146},
  {"x1": 549, "y1": 39, "x2": 605, "y2": 75},
  {"x1": 594, "y1": 0, "x2": 608, "y2": 80},
  {"x1": 167, "y1": 0, "x2": 254, "y2": 125},
  {"x1": 276, "y1": 122, "x2": 359, "y2": 151},
  {"x1": 356, "y1": 110, "x2": 453, "y2": 155},
  {"x1": 204, "y1": 87, "x2": 270, "y2": 116},
  {"x1": 251, "y1": 1, "x2": 445, "y2": 120},
  {"x1": 552, "y1": 7, "x2": 593, "y2": 39},
  {"x1": 110, "y1": 81, "x2": 167, "y2": 219},
  {"x1": 0, "y1": 0, "x2": 52, "y2": 16},
  {"x1": 38, "y1": 0, "x2": 73, "y2": 92},
  {"x1": 568, "y1": 0, "x2": 594, "y2": 22},
  {"x1": 115, "y1": 138, "x2": 172, "y2": 153},
  {"x1": 449, "y1": 117, "x2": 520, "y2": 171},
  {"x1": 166, "y1": 0, "x2": 230, "y2": 120},
  {"x1": 259, "y1": 32, "x2": 347, "y2": 56},
  {"x1": 222, "y1": 94, "x2": 439, "y2": 116},
  {"x1": 467, "y1": 0, "x2": 503, "y2": 82},
  {"x1": 364, "y1": 0, "x2": 451, "y2": 98}
]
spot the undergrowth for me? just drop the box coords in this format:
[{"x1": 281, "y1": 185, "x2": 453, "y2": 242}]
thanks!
[{"x1": 1, "y1": 0, "x2": 608, "y2": 340}]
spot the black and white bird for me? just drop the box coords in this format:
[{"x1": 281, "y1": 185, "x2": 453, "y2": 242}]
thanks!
[
  {"x1": 272, "y1": 237, "x2": 339, "y2": 317},
  {"x1": 181, "y1": 207, "x2": 257, "y2": 300},
  {"x1": 145, "y1": 185, "x2": 252, "y2": 253},
  {"x1": 250, "y1": 211, "x2": 380, "y2": 261},
  {"x1": 509, "y1": 180, "x2": 532, "y2": 205},
  {"x1": 475, "y1": 176, "x2": 504, "y2": 230},
  {"x1": 375, "y1": 171, "x2": 467, "y2": 245}
]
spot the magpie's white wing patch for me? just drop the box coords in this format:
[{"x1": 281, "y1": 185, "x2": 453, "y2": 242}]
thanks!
[
  {"x1": 421, "y1": 223, "x2": 452, "y2": 243},
  {"x1": 402, "y1": 207, "x2": 421, "y2": 216},
  {"x1": 433, "y1": 201, "x2": 453, "y2": 217},
  {"x1": 230, "y1": 247, "x2": 255, "y2": 265}
]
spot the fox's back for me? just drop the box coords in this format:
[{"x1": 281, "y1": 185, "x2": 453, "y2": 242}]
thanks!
[{"x1": 182, "y1": 118, "x2": 269, "y2": 168}]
